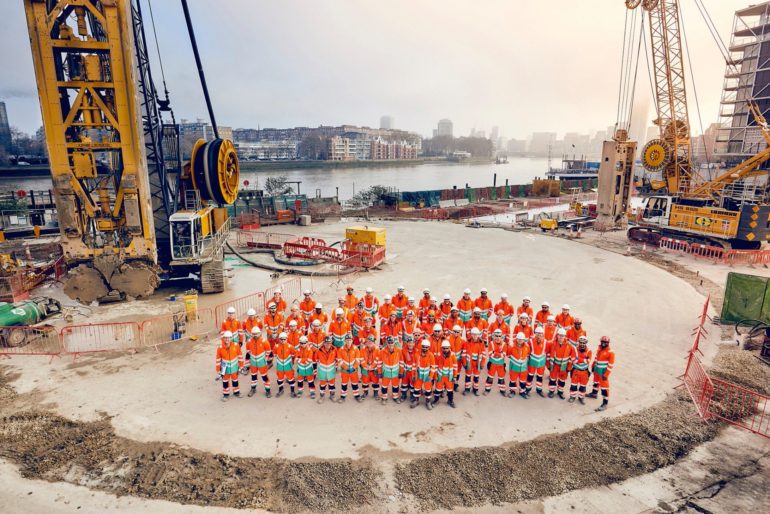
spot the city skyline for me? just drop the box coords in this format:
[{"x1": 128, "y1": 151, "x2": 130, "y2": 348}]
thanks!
[{"x1": 0, "y1": 1, "x2": 753, "y2": 138}]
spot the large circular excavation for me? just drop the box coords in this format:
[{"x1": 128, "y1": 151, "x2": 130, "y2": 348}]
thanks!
[{"x1": 6, "y1": 221, "x2": 706, "y2": 461}]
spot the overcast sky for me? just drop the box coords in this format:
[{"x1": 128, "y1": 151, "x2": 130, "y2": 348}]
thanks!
[{"x1": 0, "y1": 0, "x2": 755, "y2": 139}]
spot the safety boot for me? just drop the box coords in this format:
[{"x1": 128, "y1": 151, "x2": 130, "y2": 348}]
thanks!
[
  {"x1": 537, "y1": 389, "x2": 545, "y2": 398},
  {"x1": 276, "y1": 387, "x2": 284, "y2": 398},
  {"x1": 578, "y1": 397, "x2": 585, "y2": 405},
  {"x1": 499, "y1": 390, "x2": 506, "y2": 397},
  {"x1": 586, "y1": 390, "x2": 598, "y2": 399},
  {"x1": 547, "y1": 391, "x2": 555, "y2": 398},
  {"x1": 329, "y1": 392, "x2": 336, "y2": 402},
  {"x1": 473, "y1": 389, "x2": 480, "y2": 397},
  {"x1": 425, "y1": 398, "x2": 433, "y2": 410},
  {"x1": 520, "y1": 391, "x2": 529, "y2": 400},
  {"x1": 483, "y1": 389, "x2": 490, "y2": 396},
  {"x1": 290, "y1": 390, "x2": 297, "y2": 398},
  {"x1": 557, "y1": 391, "x2": 565, "y2": 400},
  {"x1": 265, "y1": 389, "x2": 272, "y2": 398},
  {"x1": 409, "y1": 397, "x2": 419, "y2": 409},
  {"x1": 596, "y1": 402, "x2": 608, "y2": 412},
  {"x1": 309, "y1": 391, "x2": 315, "y2": 399},
  {"x1": 338, "y1": 396, "x2": 346, "y2": 403},
  {"x1": 317, "y1": 393, "x2": 325, "y2": 404},
  {"x1": 355, "y1": 395, "x2": 364, "y2": 403},
  {"x1": 221, "y1": 396, "x2": 229, "y2": 402},
  {"x1": 248, "y1": 387, "x2": 256, "y2": 398},
  {"x1": 568, "y1": 397, "x2": 576, "y2": 403},
  {"x1": 448, "y1": 392, "x2": 456, "y2": 408}
]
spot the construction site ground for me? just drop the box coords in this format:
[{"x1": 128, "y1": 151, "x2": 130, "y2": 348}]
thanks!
[{"x1": 1, "y1": 219, "x2": 769, "y2": 512}]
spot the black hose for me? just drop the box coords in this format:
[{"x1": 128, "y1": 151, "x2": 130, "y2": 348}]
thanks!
[{"x1": 225, "y1": 242, "x2": 358, "y2": 276}]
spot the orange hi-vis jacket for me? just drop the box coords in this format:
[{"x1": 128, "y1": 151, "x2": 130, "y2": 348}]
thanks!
[
  {"x1": 299, "y1": 298, "x2": 316, "y2": 319},
  {"x1": 357, "y1": 326, "x2": 377, "y2": 345},
  {"x1": 414, "y1": 351, "x2": 436, "y2": 382},
  {"x1": 528, "y1": 336, "x2": 548, "y2": 369},
  {"x1": 381, "y1": 320, "x2": 403, "y2": 343},
  {"x1": 507, "y1": 343, "x2": 531, "y2": 373},
  {"x1": 361, "y1": 345, "x2": 380, "y2": 374},
  {"x1": 344, "y1": 293, "x2": 358, "y2": 310},
  {"x1": 216, "y1": 341, "x2": 243, "y2": 375},
  {"x1": 592, "y1": 345, "x2": 615, "y2": 378},
  {"x1": 348, "y1": 309, "x2": 368, "y2": 338},
  {"x1": 535, "y1": 309, "x2": 551, "y2": 326},
  {"x1": 246, "y1": 337, "x2": 271, "y2": 369},
  {"x1": 337, "y1": 345, "x2": 361, "y2": 374},
  {"x1": 463, "y1": 339, "x2": 486, "y2": 371},
  {"x1": 436, "y1": 352, "x2": 457, "y2": 382},
  {"x1": 392, "y1": 293, "x2": 408, "y2": 317},
  {"x1": 474, "y1": 297, "x2": 493, "y2": 318},
  {"x1": 379, "y1": 346, "x2": 403, "y2": 379},
  {"x1": 309, "y1": 310, "x2": 329, "y2": 328},
  {"x1": 465, "y1": 317, "x2": 489, "y2": 338},
  {"x1": 443, "y1": 313, "x2": 463, "y2": 331},
  {"x1": 362, "y1": 294, "x2": 379, "y2": 318},
  {"x1": 401, "y1": 345, "x2": 417, "y2": 375},
  {"x1": 517, "y1": 304, "x2": 534, "y2": 319},
  {"x1": 494, "y1": 301, "x2": 515, "y2": 324},
  {"x1": 457, "y1": 297, "x2": 474, "y2": 321},
  {"x1": 241, "y1": 317, "x2": 263, "y2": 340},
  {"x1": 418, "y1": 295, "x2": 432, "y2": 316},
  {"x1": 378, "y1": 302, "x2": 396, "y2": 321},
  {"x1": 572, "y1": 347, "x2": 592, "y2": 373},
  {"x1": 263, "y1": 312, "x2": 284, "y2": 340},
  {"x1": 295, "y1": 346, "x2": 315, "y2": 376},
  {"x1": 566, "y1": 327, "x2": 586, "y2": 346},
  {"x1": 555, "y1": 312, "x2": 574, "y2": 330},
  {"x1": 447, "y1": 333, "x2": 464, "y2": 364},
  {"x1": 544, "y1": 323, "x2": 557, "y2": 343},
  {"x1": 329, "y1": 318, "x2": 351, "y2": 347},
  {"x1": 286, "y1": 329, "x2": 301, "y2": 350},
  {"x1": 420, "y1": 317, "x2": 439, "y2": 334},
  {"x1": 314, "y1": 345, "x2": 338, "y2": 381},
  {"x1": 220, "y1": 317, "x2": 241, "y2": 338},
  {"x1": 273, "y1": 341, "x2": 295, "y2": 372},
  {"x1": 307, "y1": 328, "x2": 326, "y2": 349},
  {"x1": 438, "y1": 301, "x2": 453, "y2": 322},
  {"x1": 269, "y1": 297, "x2": 287, "y2": 313},
  {"x1": 487, "y1": 340, "x2": 507, "y2": 367},
  {"x1": 402, "y1": 318, "x2": 419, "y2": 338},
  {"x1": 404, "y1": 304, "x2": 419, "y2": 319},
  {"x1": 549, "y1": 340, "x2": 576, "y2": 373},
  {"x1": 428, "y1": 334, "x2": 443, "y2": 354},
  {"x1": 286, "y1": 313, "x2": 306, "y2": 332},
  {"x1": 489, "y1": 319, "x2": 510, "y2": 340},
  {"x1": 513, "y1": 323, "x2": 533, "y2": 339}
]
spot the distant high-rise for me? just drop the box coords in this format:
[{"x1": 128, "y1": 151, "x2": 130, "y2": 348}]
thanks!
[
  {"x1": 437, "y1": 119, "x2": 453, "y2": 137},
  {"x1": 0, "y1": 101, "x2": 11, "y2": 153},
  {"x1": 490, "y1": 126, "x2": 499, "y2": 142},
  {"x1": 380, "y1": 115, "x2": 394, "y2": 130}
]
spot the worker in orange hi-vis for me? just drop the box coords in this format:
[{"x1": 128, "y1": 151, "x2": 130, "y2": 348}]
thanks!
[
  {"x1": 535, "y1": 301, "x2": 551, "y2": 327},
  {"x1": 263, "y1": 302, "x2": 284, "y2": 352},
  {"x1": 587, "y1": 335, "x2": 615, "y2": 411},
  {"x1": 357, "y1": 316, "x2": 377, "y2": 348},
  {"x1": 494, "y1": 293, "x2": 515, "y2": 326},
  {"x1": 239, "y1": 308, "x2": 263, "y2": 375},
  {"x1": 343, "y1": 285, "x2": 358, "y2": 310},
  {"x1": 438, "y1": 294, "x2": 454, "y2": 323},
  {"x1": 336, "y1": 297, "x2": 351, "y2": 320},
  {"x1": 380, "y1": 312, "x2": 403, "y2": 347},
  {"x1": 314, "y1": 335, "x2": 338, "y2": 403},
  {"x1": 448, "y1": 324, "x2": 465, "y2": 387},
  {"x1": 286, "y1": 305, "x2": 306, "y2": 335},
  {"x1": 392, "y1": 285, "x2": 408, "y2": 319},
  {"x1": 512, "y1": 313, "x2": 533, "y2": 340},
  {"x1": 245, "y1": 326, "x2": 272, "y2": 398},
  {"x1": 508, "y1": 332, "x2": 531, "y2": 398},
  {"x1": 544, "y1": 314, "x2": 558, "y2": 343},
  {"x1": 428, "y1": 323, "x2": 444, "y2": 354},
  {"x1": 410, "y1": 339, "x2": 437, "y2": 410},
  {"x1": 378, "y1": 294, "x2": 396, "y2": 325},
  {"x1": 379, "y1": 336, "x2": 404, "y2": 404},
  {"x1": 474, "y1": 288, "x2": 493, "y2": 320},
  {"x1": 547, "y1": 328, "x2": 576, "y2": 400},
  {"x1": 405, "y1": 296, "x2": 419, "y2": 319},
  {"x1": 566, "y1": 318, "x2": 586, "y2": 347},
  {"x1": 526, "y1": 326, "x2": 548, "y2": 397},
  {"x1": 307, "y1": 319, "x2": 326, "y2": 351},
  {"x1": 348, "y1": 302, "x2": 367, "y2": 341},
  {"x1": 294, "y1": 336, "x2": 316, "y2": 399},
  {"x1": 274, "y1": 332, "x2": 296, "y2": 398},
  {"x1": 360, "y1": 336, "x2": 381, "y2": 400},
  {"x1": 555, "y1": 304, "x2": 574, "y2": 331},
  {"x1": 465, "y1": 307, "x2": 489, "y2": 342},
  {"x1": 485, "y1": 329, "x2": 508, "y2": 396},
  {"x1": 308, "y1": 303, "x2": 329, "y2": 330},
  {"x1": 329, "y1": 308, "x2": 351, "y2": 348},
  {"x1": 428, "y1": 296, "x2": 440, "y2": 317},
  {"x1": 418, "y1": 288, "x2": 432, "y2": 320},
  {"x1": 402, "y1": 310, "x2": 419, "y2": 340},
  {"x1": 443, "y1": 306, "x2": 463, "y2": 332},
  {"x1": 434, "y1": 340, "x2": 457, "y2": 408},
  {"x1": 286, "y1": 320, "x2": 302, "y2": 350},
  {"x1": 337, "y1": 334, "x2": 362, "y2": 403},
  {"x1": 457, "y1": 288, "x2": 474, "y2": 323},
  {"x1": 517, "y1": 296, "x2": 534, "y2": 319},
  {"x1": 299, "y1": 290, "x2": 316, "y2": 320},
  {"x1": 270, "y1": 289, "x2": 287, "y2": 313},
  {"x1": 215, "y1": 331, "x2": 243, "y2": 402},
  {"x1": 569, "y1": 336, "x2": 592, "y2": 404},
  {"x1": 400, "y1": 335, "x2": 417, "y2": 401},
  {"x1": 220, "y1": 306, "x2": 241, "y2": 342},
  {"x1": 420, "y1": 310, "x2": 439, "y2": 334},
  {"x1": 462, "y1": 327, "x2": 486, "y2": 396},
  {"x1": 489, "y1": 310, "x2": 511, "y2": 342},
  {"x1": 362, "y1": 287, "x2": 379, "y2": 319}
]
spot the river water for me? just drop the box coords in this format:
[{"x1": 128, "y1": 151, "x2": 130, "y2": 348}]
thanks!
[{"x1": 0, "y1": 157, "x2": 550, "y2": 201}]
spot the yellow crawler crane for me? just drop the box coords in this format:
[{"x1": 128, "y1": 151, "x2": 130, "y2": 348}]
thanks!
[{"x1": 24, "y1": 0, "x2": 239, "y2": 302}]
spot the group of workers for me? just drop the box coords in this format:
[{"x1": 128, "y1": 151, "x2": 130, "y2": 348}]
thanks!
[{"x1": 216, "y1": 285, "x2": 615, "y2": 411}]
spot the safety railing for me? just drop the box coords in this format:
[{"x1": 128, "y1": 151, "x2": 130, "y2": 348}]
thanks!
[
  {"x1": 60, "y1": 322, "x2": 142, "y2": 356},
  {"x1": 682, "y1": 353, "x2": 714, "y2": 418},
  {"x1": 140, "y1": 308, "x2": 217, "y2": 349},
  {"x1": 215, "y1": 292, "x2": 265, "y2": 326},
  {"x1": 0, "y1": 326, "x2": 62, "y2": 357},
  {"x1": 235, "y1": 230, "x2": 294, "y2": 249},
  {"x1": 659, "y1": 236, "x2": 770, "y2": 266}
]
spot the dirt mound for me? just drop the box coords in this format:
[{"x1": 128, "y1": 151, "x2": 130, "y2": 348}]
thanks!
[
  {"x1": 0, "y1": 411, "x2": 380, "y2": 512},
  {"x1": 394, "y1": 393, "x2": 718, "y2": 510},
  {"x1": 711, "y1": 347, "x2": 770, "y2": 395}
]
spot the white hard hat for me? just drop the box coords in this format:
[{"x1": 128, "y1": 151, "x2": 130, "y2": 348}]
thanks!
[
  {"x1": 453, "y1": 325, "x2": 462, "y2": 331},
  {"x1": 523, "y1": 296, "x2": 531, "y2": 302},
  {"x1": 431, "y1": 296, "x2": 438, "y2": 302},
  {"x1": 251, "y1": 326, "x2": 262, "y2": 335},
  {"x1": 578, "y1": 335, "x2": 588, "y2": 342},
  {"x1": 519, "y1": 312, "x2": 529, "y2": 319},
  {"x1": 279, "y1": 332, "x2": 288, "y2": 340},
  {"x1": 441, "y1": 340, "x2": 450, "y2": 349},
  {"x1": 384, "y1": 294, "x2": 392, "y2": 300},
  {"x1": 480, "y1": 287, "x2": 488, "y2": 293},
  {"x1": 463, "y1": 288, "x2": 471, "y2": 295},
  {"x1": 433, "y1": 323, "x2": 442, "y2": 332},
  {"x1": 443, "y1": 293, "x2": 451, "y2": 300},
  {"x1": 226, "y1": 306, "x2": 236, "y2": 314},
  {"x1": 366, "y1": 287, "x2": 373, "y2": 293},
  {"x1": 316, "y1": 303, "x2": 323, "y2": 309},
  {"x1": 300, "y1": 336, "x2": 308, "y2": 343},
  {"x1": 223, "y1": 330, "x2": 233, "y2": 338},
  {"x1": 562, "y1": 304, "x2": 570, "y2": 310},
  {"x1": 289, "y1": 320, "x2": 297, "y2": 327},
  {"x1": 547, "y1": 315, "x2": 556, "y2": 321},
  {"x1": 516, "y1": 332, "x2": 526, "y2": 341},
  {"x1": 246, "y1": 308, "x2": 256, "y2": 316},
  {"x1": 534, "y1": 326, "x2": 544, "y2": 334},
  {"x1": 501, "y1": 293, "x2": 508, "y2": 299},
  {"x1": 421, "y1": 340, "x2": 430, "y2": 348},
  {"x1": 470, "y1": 327, "x2": 481, "y2": 336},
  {"x1": 290, "y1": 305, "x2": 298, "y2": 311},
  {"x1": 268, "y1": 302, "x2": 276, "y2": 309},
  {"x1": 398, "y1": 285, "x2": 405, "y2": 291},
  {"x1": 493, "y1": 329, "x2": 502, "y2": 335},
  {"x1": 542, "y1": 301, "x2": 550, "y2": 307},
  {"x1": 408, "y1": 296, "x2": 415, "y2": 302},
  {"x1": 303, "y1": 289, "x2": 311, "y2": 295},
  {"x1": 335, "y1": 308, "x2": 344, "y2": 315},
  {"x1": 423, "y1": 288, "x2": 430, "y2": 294},
  {"x1": 274, "y1": 288, "x2": 282, "y2": 295},
  {"x1": 312, "y1": 319, "x2": 321, "y2": 326},
  {"x1": 557, "y1": 328, "x2": 567, "y2": 336},
  {"x1": 473, "y1": 307, "x2": 481, "y2": 313}
]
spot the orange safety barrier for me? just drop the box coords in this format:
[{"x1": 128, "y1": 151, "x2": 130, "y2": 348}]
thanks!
[
  {"x1": 708, "y1": 376, "x2": 770, "y2": 438},
  {"x1": 235, "y1": 230, "x2": 294, "y2": 249},
  {"x1": 342, "y1": 241, "x2": 386, "y2": 268},
  {"x1": 659, "y1": 237, "x2": 770, "y2": 267},
  {"x1": 141, "y1": 308, "x2": 216, "y2": 349},
  {"x1": 0, "y1": 325, "x2": 62, "y2": 357},
  {"x1": 689, "y1": 243, "x2": 726, "y2": 261},
  {"x1": 60, "y1": 322, "x2": 141, "y2": 356},
  {"x1": 215, "y1": 292, "x2": 265, "y2": 326},
  {"x1": 283, "y1": 237, "x2": 328, "y2": 259},
  {"x1": 682, "y1": 353, "x2": 714, "y2": 418},
  {"x1": 659, "y1": 237, "x2": 690, "y2": 254}
]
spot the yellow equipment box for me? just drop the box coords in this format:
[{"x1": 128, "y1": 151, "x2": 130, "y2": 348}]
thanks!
[{"x1": 346, "y1": 226, "x2": 386, "y2": 246}]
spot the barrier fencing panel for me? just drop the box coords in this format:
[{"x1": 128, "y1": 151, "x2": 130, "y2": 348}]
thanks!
[
  {"x1": 708, "y1": 377, "x2": 770, "y2": 438},
  {"x1": 265, "y1": 277, "x2": 302, "y2": 306},
  {"x1": 682, "y1": 353, "x2": 713, "y2": 418},
  {"x1": 141, "y1": 308, "x2": 217, "y2": 348},
  {"x1": 215, "y1": 292, "x2": 265, "y2": 326},
  {"x1": 235, "y1": 231, "x2": 293, "y2": 249},
  {"x1": 0, "y1": 326, "x2": 62, "y2": 356},
  {"x1": 60, "y1": 322, "x2": 142, "y2": 355}
]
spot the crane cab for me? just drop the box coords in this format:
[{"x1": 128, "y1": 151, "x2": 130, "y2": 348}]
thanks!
[
  {"x1": 169, "y1": 207, "x2": 215, "y2": 261},
  {"x1": 639, "y1": 195, "x2": 672, "y2": 226}
]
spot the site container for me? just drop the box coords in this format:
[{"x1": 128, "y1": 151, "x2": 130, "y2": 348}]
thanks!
[{"x1": 346, "y1": 226, "x2": 386, "y2": 246}]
